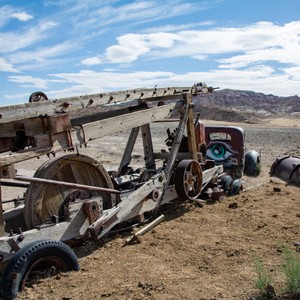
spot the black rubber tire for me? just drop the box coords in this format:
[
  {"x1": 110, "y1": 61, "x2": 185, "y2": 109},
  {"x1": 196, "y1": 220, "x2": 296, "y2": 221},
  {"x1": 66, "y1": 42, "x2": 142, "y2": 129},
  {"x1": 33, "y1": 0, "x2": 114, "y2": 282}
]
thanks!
[
  {"x1": 29, "y1": 91, "x2": 48, "y2": 102},
  {"x1": 0, "y1": 240, "x2": 79, "y2": 300},
  {"x1": 220, "y1": 175, "x2": 233, "y2": 192},
  {"x1": 228, "y1": 179, "x2": 243, "y2": 196},
  {"x1": 244, "y1": 150, "x2": 261, "y2": 176}
]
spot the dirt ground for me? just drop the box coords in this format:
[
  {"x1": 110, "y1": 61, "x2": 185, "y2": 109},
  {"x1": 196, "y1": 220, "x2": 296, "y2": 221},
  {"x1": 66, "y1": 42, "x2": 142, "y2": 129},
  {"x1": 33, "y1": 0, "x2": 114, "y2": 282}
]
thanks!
[{"x1": 4, "y1": 117, "x2": 300, "y2": 300}]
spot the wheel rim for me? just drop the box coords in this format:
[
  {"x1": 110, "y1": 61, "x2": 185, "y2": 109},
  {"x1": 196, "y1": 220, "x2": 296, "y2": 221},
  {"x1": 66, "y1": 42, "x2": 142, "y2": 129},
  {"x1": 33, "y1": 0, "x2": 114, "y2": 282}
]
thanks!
[
  {"x1": 29, "y1": 91, "x2": 48, "y2": 102},
  {"x1": 24, "y1": 154, "x2": 115, "y2": 229},
  {"x1": 21, "y1": 256, "x2": 69, "y2": 290},
  {"x1": 175, "y1": 160, "x2": 203, "y2": 200}
]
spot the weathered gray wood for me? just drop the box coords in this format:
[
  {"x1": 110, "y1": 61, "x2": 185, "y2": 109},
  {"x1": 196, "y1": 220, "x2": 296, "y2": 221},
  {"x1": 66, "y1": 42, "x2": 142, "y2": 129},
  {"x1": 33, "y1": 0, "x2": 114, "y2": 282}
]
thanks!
[
  {"x1": 124, "y1": 214, "x2": 165, "y2": 245},
  {"x1": 141, "y1": 124, "x2": 155, "y2": 169},
  {"x1": 71, "y1": 103, "x2": 175, "y2": 143},
  {"x1": 201, "y1": 165, "x2": 223, "y2": 188},
  {"x1": 118, "y1": 127, "x2": 140, "y2": 174},
  {"x1": 163, "y1": 101, "x2": 189, "y2": 184},
  {"x1": 0, "y1": 87, "x2": 190, "y2": 124},
  {"x1": 0, "y1": 103, "x2": 176, "y2": 168},
  {"x1": 185, "y1": 93, "x2": 198, "y2": 161},
  {"x1": 89, "y1": 171, "x2": 166, "y2": 239},
  {"x1": 23, "y1": 154, "x2": 116, "y2": 229},
  {"x1": 0, "y1": 200, "x2": 95, "y2": 263},
  {"x1": 0, "y1": 148, "x2": 52, "y2": 168},
  {"x1": 0, "y1": 182, "x2": 4, "y2": 236}
]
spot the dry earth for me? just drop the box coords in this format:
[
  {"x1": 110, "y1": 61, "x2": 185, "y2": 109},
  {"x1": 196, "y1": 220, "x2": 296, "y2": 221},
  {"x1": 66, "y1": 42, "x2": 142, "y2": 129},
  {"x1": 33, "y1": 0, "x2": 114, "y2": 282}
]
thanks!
[{"x1": 3, "y1": 117, "x2": 299, "y2": 300}]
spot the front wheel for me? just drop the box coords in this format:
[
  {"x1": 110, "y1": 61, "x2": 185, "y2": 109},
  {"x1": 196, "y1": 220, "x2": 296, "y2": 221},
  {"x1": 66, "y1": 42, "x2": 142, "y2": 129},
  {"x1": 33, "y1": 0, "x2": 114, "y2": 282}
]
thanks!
[{"x1": 0, "y1": 240, "x2": 79, "y2": 300}]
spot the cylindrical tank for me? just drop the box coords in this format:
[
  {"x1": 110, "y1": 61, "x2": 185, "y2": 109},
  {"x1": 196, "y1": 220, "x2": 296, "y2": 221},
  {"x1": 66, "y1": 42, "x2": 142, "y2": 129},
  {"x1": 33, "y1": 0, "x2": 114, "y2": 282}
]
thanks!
[{"x1": 270, "y1": 156, "x2": 300, "y2": 186}]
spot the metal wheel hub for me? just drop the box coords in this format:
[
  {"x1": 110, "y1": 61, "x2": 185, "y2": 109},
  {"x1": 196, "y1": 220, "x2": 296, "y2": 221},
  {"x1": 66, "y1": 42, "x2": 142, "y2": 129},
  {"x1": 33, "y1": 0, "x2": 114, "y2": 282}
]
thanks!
[{"x1": 174, "y1": 159, "x2": 203, "y2": 200}]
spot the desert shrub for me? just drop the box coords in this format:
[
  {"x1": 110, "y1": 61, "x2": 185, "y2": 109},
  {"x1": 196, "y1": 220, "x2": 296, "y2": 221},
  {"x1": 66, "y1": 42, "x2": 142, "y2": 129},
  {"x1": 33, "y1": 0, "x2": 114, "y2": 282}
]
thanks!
[
  {"x1": 254, "y1": 257, "x2": 275, "y2": 299},
  {"x1": 255, "y1": 162, "x2": 262, "y2": 176},
  {"x1": 281, "y1": 246, "x2": 300, "y2": 296},
  {"x1": 254, "y1": 247, "x2": 300, "y2": 299}
]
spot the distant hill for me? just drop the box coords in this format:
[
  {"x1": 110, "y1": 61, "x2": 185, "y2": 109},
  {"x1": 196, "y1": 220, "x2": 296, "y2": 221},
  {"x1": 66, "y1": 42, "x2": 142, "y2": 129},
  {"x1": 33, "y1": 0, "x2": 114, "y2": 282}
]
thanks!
[{"x1": 193, "y1": 89, "x2": 300, "y2": 123}]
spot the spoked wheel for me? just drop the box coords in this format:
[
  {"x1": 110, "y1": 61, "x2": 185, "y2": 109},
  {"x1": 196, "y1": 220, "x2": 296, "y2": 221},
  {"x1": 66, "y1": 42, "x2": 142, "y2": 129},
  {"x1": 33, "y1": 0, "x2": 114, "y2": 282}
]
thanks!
[
  {"x1": 0, "y1": 240, "x2": 79, "y2": 300},
  {"x1": 24, "y1": 154, "x2": 116, "y2": 229},
  {"x1": 174, "y1": 159, "x2": 203, "y2": 200},
  {"x1": 29, "y1": 91, "x2": 48, "y2": 102}
]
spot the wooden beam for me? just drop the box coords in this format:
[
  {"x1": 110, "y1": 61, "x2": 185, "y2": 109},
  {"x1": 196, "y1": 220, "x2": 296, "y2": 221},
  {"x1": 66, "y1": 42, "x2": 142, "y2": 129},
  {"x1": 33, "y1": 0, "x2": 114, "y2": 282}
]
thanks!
[
  {"x1": 71, "y1": 103, "x2": 175, "y2": 143},
  {"x1": 0, "y1": 148, "x2": 52, "y2": 168},
  {"x1": 118, "y1": 127, "x2": 140, "y2": 174},
  {"x1": 0, "y1": 87, "x2": 190, "y2": 124},
  {"x1": 141, "y1": 124, "x2": 155, "y2": 170},
  {"x1": 185, "y1": 93, "x2": 198, "y2": 161},
  {"x1": 0, "y1": 181, "x2": 4, "y2": 236}
]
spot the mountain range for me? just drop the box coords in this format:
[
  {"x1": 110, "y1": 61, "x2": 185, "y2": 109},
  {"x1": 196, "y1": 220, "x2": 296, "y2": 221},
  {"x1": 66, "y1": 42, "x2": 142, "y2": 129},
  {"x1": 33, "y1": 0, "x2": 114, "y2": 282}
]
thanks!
[{"x1": 193, "y1": 89, "x2": 300, "y2": 123}]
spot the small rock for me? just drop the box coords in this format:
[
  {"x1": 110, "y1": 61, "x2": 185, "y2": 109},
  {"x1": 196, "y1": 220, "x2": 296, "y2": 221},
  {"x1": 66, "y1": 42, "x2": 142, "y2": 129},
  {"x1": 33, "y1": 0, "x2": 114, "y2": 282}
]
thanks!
[
  {"x1": 228, "y1": 202, "x2": 238, "y2": 209},
  {"x1": 273, "y1": 186, "x2": 281, "y2": 192}
]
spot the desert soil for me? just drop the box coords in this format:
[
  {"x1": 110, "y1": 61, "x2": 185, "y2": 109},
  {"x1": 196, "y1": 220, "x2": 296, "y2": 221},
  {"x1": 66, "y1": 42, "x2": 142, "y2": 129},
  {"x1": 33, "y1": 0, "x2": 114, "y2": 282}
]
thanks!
[{"x1": 3, "y1": 117, "x2": 300, "y2": 300}]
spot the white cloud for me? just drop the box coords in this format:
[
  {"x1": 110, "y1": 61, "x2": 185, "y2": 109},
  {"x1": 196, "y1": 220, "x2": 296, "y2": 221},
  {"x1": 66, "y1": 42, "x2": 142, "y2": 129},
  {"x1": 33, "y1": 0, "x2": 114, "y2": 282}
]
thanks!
[
  {"x1": 81, "y1": 57, "x2": 102, "y2": 66},
  {"x1": 8, "y1": 75, "x2": 49, "y2": 89},
  {"x1": 72, "y1": 0, "x2": 217, "y2": 33},
  {"x1": 106, "y1": 32, "x2": 177, "y2": 63},
  {"x1": 0, "y1": 21, "x2": 57, "y2": 54},
  {"x1": 0, "y1": 5, "x2": 33, "y2": 27},
  {"x1": 9, "y1": 42, "x2": 76, "y2": 65},
  {"x1": 0, "y1": 58, "x2": 19, "y2": 73},
  {"x1": 47, "y1": 66, "x2": 300, "y2": 99},
  {"x1": 11, "y1": 12, "x2": 33, "y2": 22},
  {"x1": 143, "y1": 21, "x2": 215, "y2": 33},
  {"x1": 102, "y1": 21, "x2": 300, "y2": 65},
  {"x1": 283, "y1": 65, "x2": 300, "y2": 81}
]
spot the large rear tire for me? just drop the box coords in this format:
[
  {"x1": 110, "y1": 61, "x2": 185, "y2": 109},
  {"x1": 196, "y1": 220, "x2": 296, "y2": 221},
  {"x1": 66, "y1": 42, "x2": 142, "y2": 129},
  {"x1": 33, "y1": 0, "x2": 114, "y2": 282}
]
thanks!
[{"x1": 0, "y1": 240, "x2": 79, "y2": 300}]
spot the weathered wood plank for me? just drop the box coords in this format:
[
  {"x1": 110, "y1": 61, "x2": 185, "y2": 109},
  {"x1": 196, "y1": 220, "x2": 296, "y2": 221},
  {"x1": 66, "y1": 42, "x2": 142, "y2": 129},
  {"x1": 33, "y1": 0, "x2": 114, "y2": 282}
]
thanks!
[
  {"x1": 0, "y1": 87, "x2": 191, "y2": 124},
  {"x1": 0, "y1": 148, "x2": 52, "y2": 168},
  {"x1": 185, "y1": 93, "x2": 198, "y2": 161},
  {"x1": 89, "y1": 171, "x2": 166, "y2": 239},
  {"x1": 71, "y1": 103, "x2": 176, "y2": 142}
]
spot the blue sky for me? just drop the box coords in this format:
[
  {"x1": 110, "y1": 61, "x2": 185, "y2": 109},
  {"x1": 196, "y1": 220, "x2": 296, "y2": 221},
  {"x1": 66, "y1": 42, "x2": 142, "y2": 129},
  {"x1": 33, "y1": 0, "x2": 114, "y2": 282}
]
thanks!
[{"x1": 1, "y1": 0, "x2": 300, "y2": 105}]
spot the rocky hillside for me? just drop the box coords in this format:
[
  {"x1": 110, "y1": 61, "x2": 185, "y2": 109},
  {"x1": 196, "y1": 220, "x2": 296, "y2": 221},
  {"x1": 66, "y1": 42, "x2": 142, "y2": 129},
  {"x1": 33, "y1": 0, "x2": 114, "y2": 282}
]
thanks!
[{"x1": 193, "y1": 89, "x2": 300, "y2": 123}]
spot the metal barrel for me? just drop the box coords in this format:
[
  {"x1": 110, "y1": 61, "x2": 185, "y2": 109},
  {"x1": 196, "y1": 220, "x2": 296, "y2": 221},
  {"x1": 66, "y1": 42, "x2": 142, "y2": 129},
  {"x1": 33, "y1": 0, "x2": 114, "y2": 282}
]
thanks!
[{"x1": 270, "y1": 155, "x2": 300, "y2": 186}]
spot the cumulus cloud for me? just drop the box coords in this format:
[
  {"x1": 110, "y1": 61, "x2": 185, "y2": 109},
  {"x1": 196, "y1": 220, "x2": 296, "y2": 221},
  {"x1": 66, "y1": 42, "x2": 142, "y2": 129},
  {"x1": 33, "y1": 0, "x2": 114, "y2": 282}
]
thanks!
[
  {"x1": 81, "y1": 57, "x2": 102, "y2": 66},
  {"x1": 103, "y1": 21, "x2": 300, "y2": 65},
  {"x1": 106, "y1": 32, "x2": 177, "y2": 63},
  {"x1": 2, "y1": 1, "x2": 300, "y2": 102}
]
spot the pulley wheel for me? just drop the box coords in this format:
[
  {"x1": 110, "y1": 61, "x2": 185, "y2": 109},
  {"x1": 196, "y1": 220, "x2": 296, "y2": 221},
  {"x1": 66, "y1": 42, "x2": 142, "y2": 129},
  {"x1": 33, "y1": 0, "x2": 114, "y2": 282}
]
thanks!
[
  {"x1": 174, "y1": 159, "x2": 203, "y2": 200},
  {"x1": 24, "y1": 154, "x2": 115, "y2": 229}
]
